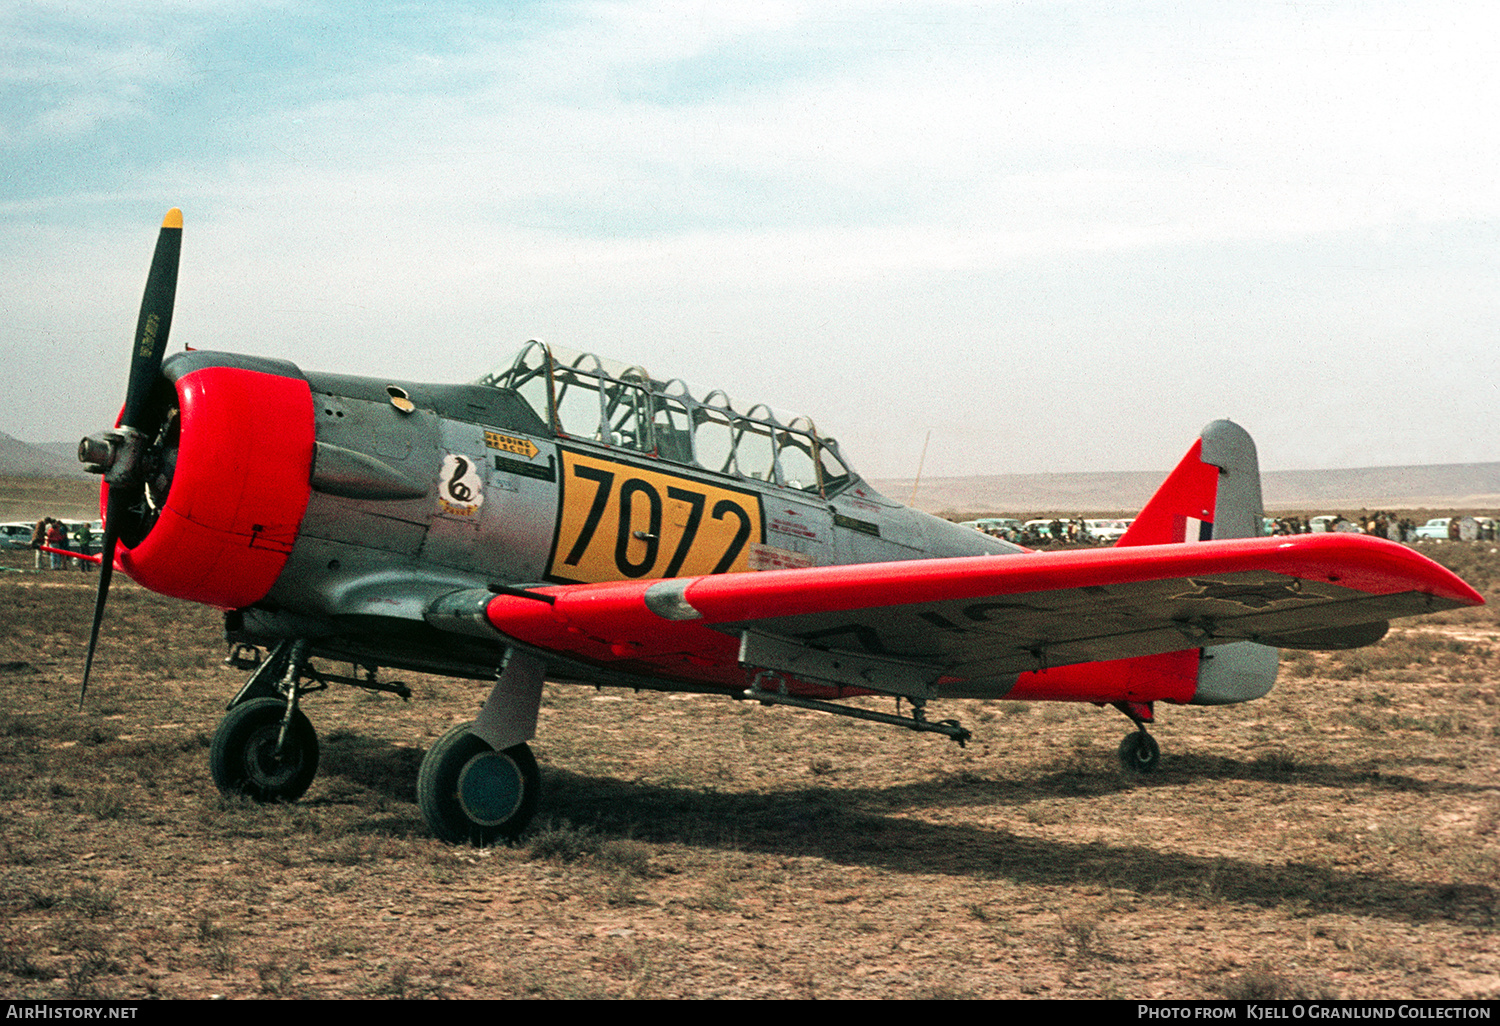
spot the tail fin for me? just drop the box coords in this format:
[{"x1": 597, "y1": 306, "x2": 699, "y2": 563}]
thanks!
[
  {"x1": 1119, "y1": 420, "x2": 1278, "y2": 705},
  {"x1": 1118, "y1": 420, "x2": 1264, "y2": 547}
]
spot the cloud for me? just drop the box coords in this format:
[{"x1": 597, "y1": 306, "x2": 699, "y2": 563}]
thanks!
[{"x1": 3, "y1": 0, "x2": 1499, "y2": 475}]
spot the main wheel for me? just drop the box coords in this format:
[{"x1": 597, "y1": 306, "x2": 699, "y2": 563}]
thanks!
[
  {"x1": 209, "y1": 697, "x2": 320, "y2": 801},
  {"x1": 1118, "y1": 730, "x2": 1161, "y2": 774},
  {"x1": 417, "y1": 723, "x2": 539, "y2": 845}
]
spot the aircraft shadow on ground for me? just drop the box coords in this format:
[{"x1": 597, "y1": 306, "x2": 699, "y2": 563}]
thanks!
[
  {"x1": 539, "y1": 767, "x2": 1496, "y2": 929},
  {"x1": 995, "y1": 751, "x2": 1486, "y2": 801},
  {"x1": 314, "y1": 736, "x2": 1495, "y2": 928}
]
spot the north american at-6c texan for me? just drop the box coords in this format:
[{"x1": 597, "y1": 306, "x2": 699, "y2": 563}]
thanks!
[{"x1": 70, "y1": 210, "x2": 1483, "y2": 843}]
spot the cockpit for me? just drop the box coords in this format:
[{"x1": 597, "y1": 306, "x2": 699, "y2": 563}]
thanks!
[{"x1": 478, "y1": 341, "x2": 855, "y2": 498}]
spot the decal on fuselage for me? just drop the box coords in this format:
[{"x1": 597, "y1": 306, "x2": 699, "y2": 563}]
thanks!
[
  {"x1": 547, "y1": 449, "x2": 765, "y2": 584},
  {"x1": 485, "y1": 430, "x2": 540, "y2": 460},
  {"x1": 748, "y1": 542, "x2": 814, "y2": 571},
  {"x1": 438, "y1": 453, "x2": 485, "y2": 517}
]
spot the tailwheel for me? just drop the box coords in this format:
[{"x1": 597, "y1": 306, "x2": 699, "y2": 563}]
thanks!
[
  {"x1": 209, "y1": 697, "x2": 320, "y2": 801},
  {"x1": 417, "y1": 723, "x2": 539, "y2": 845},
  {"x1": 1118, "y1": 730, "x2": 1161, "y2": 774}
]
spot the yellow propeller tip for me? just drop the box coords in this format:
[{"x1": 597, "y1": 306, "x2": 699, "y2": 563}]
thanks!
[{"x1": 162, "y1": 208, "x2": 183, "y2": 229}]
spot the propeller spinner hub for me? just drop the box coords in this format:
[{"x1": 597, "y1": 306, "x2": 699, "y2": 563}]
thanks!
[
  {"x1": 78, "y1": 427, "x2": 146, "y2": 486},
  {"x1": 78, "y1": 432, "x2": 118, "y2": 472}
]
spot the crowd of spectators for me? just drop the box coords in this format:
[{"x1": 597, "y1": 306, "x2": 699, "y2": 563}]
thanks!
[
  {"x1": 26, "y1": 517, "x2": 93, "y2": 571},
  {"x1": 1267, "y1": 513, "x2": 1496, "y2": 542}
]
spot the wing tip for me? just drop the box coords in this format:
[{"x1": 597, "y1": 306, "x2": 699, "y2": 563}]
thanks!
[{"x1": 1295, "y1": 532, "x2": 1486, "y2": 607}]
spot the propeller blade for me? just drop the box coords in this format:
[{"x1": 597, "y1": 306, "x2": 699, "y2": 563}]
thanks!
[
  {"x1": 80, "y1": 208, "x2": 181, "y2": 707},
  {"x1": 79, "y1": 493, "x2": 124, "y2": 708},
  {"x1": 121, "y1": 208, "x2": 182, "y2": 429}
]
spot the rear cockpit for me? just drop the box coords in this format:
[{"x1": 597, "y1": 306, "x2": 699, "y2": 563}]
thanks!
[{"x1": 478, "y1": 341, "x2": 855, "y2": 498}]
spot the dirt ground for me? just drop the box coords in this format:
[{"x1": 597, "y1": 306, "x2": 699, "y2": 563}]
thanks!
[{"x1": 0, "y1": 544, "x2": 1497, "y2": 1000}]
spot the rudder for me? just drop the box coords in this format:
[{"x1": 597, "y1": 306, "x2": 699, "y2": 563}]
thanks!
[
  {"x1": 1118, "y1": 420, "x2": 1278, "y2": 705},
  {"x1": 1118, "y1": 419, "x2": 1265, "y2": 546}
]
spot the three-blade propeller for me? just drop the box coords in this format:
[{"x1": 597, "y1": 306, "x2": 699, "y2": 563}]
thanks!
[{"x1": 77, "y1": 209, "x2": 183, "y2": 707}]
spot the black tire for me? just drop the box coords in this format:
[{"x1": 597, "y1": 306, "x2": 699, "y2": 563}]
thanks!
[
  {"x1": 209, "y1": 697, "x2": 320, "y2": 802},
  {"x1": 417, "y1": 723, "x2": 539, "y2": 845},
  {"x1": 1118, "y1": 731, "x2": 1161, "y2": 774}
]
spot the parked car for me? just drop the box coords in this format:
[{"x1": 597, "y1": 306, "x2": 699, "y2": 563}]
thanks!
[
  {"x1": 959, "y1": 518, "x2": 1022, "y2": 538},
  {"x1": 1415, "y1": 518, "x2": 1453, "y2": 541},
  {"x1": 1083, "y1": 519, "x2": 1129, "y2": 543},
  {"x1": 0, "y1": 522, "x2": 35, "y2": 550},
  {"x1": 1023, "y1": 518, "x2": 1060, "y2": 538}
]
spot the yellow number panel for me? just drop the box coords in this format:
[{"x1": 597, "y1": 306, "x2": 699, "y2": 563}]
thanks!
[{"x1": 547, "y1": 449, "x2": 765, "y2": 584}]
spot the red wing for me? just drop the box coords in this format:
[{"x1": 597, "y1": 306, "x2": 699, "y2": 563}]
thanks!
[{"x1": 471, "y1": 533, "x2": 1481, "y2": 698}]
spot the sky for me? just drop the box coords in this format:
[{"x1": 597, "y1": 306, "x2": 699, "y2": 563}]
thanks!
[{"x1": 2, "y1": 0, "x2": 1497, "y2": 479}]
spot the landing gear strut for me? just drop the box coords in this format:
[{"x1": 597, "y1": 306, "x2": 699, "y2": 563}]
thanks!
[
  {"x1": 210, "y1": 640, "x2": 320, "y2": 801},
  {"x1": 210, "y1": 639, "x2": 546, "y2": 842},
  {"x1": 415, "y1": 650, "x2": 546, "y2": 844}
]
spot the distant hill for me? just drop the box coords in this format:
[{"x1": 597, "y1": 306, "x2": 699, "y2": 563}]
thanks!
[
  {"x1": 875, "y1": 462, "x2": 1500, "y2": 515},
  {"x1": 1259, "y1": 464, "x2": 1500, "y2": 510},
  {"x1": 0, "y1": 432, "x2": 88, "y2": 479}
]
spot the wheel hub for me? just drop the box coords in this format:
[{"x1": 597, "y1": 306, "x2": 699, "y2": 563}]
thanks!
[
  {"x1": 456, "y1": 752, "x2": 526, "y2": 826},
  {"x1": 246, "y1": 726, "x2": 303, "y2": 789}
]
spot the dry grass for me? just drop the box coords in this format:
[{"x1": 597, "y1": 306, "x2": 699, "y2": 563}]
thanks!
[{"x1": 0, "y1": 545, "x2": 1497, "y2": 999}]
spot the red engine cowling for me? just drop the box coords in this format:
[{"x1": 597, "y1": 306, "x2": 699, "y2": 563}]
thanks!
[{"x1": 111, "y1": 365, "x2": 315, "y2": 609}]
